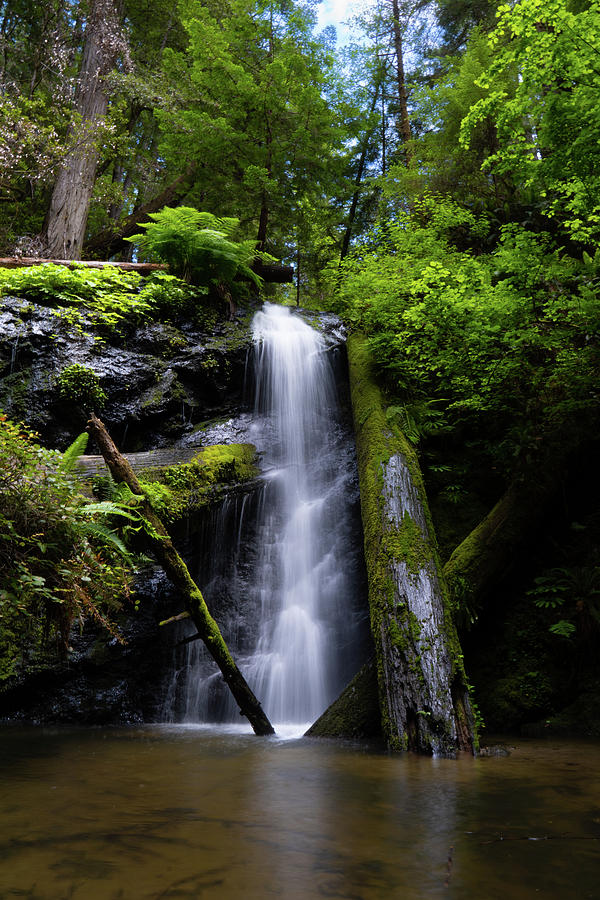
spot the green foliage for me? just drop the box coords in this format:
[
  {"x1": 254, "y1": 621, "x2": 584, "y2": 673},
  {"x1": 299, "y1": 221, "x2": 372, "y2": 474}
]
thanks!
[
  {"x1": 0, "y1": 418, "x2": 135, "y2": 680},
  {"x1": 386, "y1": 400, "x2": 448, "y2": 446},
  {"x1": 0, "y1": 264, "x2": 150, "y2": 332},
  {"x1": 0, "y1": 264, "x2": 213, "y2": 333},
  {"x1": 137, "y1": 443, "x2": 259, "y2": 524},
  {"x1": 59, "y1": 432, "x2": 89, "y2": 473},
  {"x1": 528, "y1": 566, "x2": 600, "y2": 640},
  {"x1": 335, "y1": 196, "x2": 600, "y2": 473},
  {"x1": 126, "y1": 206, "x2": 267, "y2": 290},
  {"x1": 58, "y1": 365, "x2": 107, "y2": 411},
  {"x1": 460, "y1": 0, "x2": 600, "y2": 243}
]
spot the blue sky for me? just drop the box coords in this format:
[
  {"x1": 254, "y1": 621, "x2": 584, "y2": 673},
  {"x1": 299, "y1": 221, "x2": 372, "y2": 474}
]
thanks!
[{"x1": 316, "y1": 0, "x2": 368, "y2": 46}]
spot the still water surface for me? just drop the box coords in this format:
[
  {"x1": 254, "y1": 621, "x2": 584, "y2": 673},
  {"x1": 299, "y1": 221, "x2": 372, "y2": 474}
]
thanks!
[{"x1": 1, "y1": 726, "x2": 599, "y2": 899}]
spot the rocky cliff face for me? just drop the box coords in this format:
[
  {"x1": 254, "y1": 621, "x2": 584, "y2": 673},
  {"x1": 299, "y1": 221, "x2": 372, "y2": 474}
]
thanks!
[{"x1": 0, "y1": 295, "x2": 256, "y2": 451}]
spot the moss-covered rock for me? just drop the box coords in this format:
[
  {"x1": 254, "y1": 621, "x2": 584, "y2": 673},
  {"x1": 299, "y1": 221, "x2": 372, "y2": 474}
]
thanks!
[
  {"x1": 347, "y1": 333, "x2": 476, "y2": 756},
  {"x1": 305, "y1": 659, "x2": 383, "y2": 740},
  {"x1": 136, "y1": 443, "x2": 259, "y2": 524}
]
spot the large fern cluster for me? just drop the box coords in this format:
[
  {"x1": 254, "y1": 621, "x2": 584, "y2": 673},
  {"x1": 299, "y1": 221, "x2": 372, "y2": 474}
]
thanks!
[
  {"x1": 127, "y1": 207, "x2": 263, "y2": 287},
  {"x1": 0, "y1": 421, "x2": 136, "y2": 678}
]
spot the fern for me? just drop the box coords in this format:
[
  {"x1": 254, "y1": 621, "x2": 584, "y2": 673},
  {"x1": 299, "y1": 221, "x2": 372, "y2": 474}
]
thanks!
[
  {"x1": 126, "y1": 206, "x2": 273, "y2": 289},
  {"x1": 82, "y1": 522, "x2": 130, "y2": 557},
  {"x1": 59, "y1": 432, "x2": 89, "y2": 473}
]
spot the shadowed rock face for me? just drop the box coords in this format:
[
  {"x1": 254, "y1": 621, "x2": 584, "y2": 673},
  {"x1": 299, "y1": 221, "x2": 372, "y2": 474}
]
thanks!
[
  {"x1": 0, "y1": 296, "x2": 256, "y2": 451},
  {"x1": 0, "y1": 299, "x2": 350, "y2": 454}
]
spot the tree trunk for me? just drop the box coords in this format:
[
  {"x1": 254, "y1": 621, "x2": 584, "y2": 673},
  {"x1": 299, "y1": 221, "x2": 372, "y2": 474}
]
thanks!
[
  {"x1": 391, "y1": 0, "x2": 412, "y2": 163},
  {"x1": 443, "y1": 453, "x2": 571, "y2": 611},
  {"x1": 340, "y1": 77, "x2": 382, "y2": 262},
  {"x1": 86, "y1": 414, "x2": 275, "y2": 737},
  {"x1": 83, "y1": 162, "x2": 198, "y2": 259},
  {"x1": 42, "y1": 0, "x2": 125, "y2": 259},
  {"x1": 346, "y1": 335, "x2": 476, "y2": 756}
]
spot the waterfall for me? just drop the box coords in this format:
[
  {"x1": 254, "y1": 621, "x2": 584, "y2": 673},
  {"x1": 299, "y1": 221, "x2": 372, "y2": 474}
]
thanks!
[
  {"x1": 245, "y1": 303, "x2": 361, "y2": 724},
  {"x1": 163, "y1": 303, "x2": 368, "y2": 727}
]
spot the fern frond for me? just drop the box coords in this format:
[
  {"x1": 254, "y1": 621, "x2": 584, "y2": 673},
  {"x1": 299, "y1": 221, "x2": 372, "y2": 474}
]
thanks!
[
  {"x1": 78, "y1": 501, "x2": 142, "y2": 521},
  {"x1": 83, "y1": 522, "x2": 130, "y2": 557},
  {"x1": 59, "y1": 432, "x2": 89, "y2": 473}
]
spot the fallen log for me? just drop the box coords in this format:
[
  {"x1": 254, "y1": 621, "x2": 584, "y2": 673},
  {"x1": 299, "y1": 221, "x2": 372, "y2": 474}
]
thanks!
[
  {"x1": 86, "y1": 414, "x2": 274, "y2": 736},
  {"x1": 345, "y1": 335, "x2": 476, "y2": 756},
  {"x1": 0, "y1": 257, "x2": 166, "y2": 274},
  {"x1": 443, "y1": 436, "x2": 597, "y2": 611},
  {"x1": 0, "y1": 256, "x2": 294, "y2": 284}
]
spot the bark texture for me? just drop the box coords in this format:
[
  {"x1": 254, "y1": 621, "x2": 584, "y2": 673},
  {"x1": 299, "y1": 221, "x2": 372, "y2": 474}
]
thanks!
[
  {"x1": 391, "y1": 0, "x2": 412, "y2": 161},
  {"x1": 42, "y1": 0, "x2": 125, "y2": 259},
  {"x1": 86, "y1": 414, "x2": 274, "y2": 736},
  {"x1": 347, "y1": 334, "x2": 475, "y2": 755}
]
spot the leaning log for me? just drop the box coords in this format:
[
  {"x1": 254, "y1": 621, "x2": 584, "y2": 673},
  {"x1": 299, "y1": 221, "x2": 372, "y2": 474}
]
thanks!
[
  {"x1": 443, "y1": 435, "x2": 596, "y2": 610},
  {"x1": 346, "y1": 334, "x2": 475, "y2": 755},
  {"x1": 86, "y1": 414, "x2": 274, "y2": 736}
]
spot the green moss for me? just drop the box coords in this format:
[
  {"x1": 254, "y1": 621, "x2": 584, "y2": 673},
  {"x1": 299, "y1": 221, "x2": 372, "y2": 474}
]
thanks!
[
  {"x1": 138, "y1": 443, "x2": 258, "y2": 524},
  {"x1": 385, "y1": 512, "x2": 431, "y2": 577},
  {"x1": 347, "y1": 333, "x2": 475, "y2": 751},
  {"x1": 306, "y1": 659, "x2": 383, "y2": 740}
]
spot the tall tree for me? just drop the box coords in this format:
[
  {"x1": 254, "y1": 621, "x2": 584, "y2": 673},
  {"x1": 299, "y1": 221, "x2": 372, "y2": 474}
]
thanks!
[
  {"x1": 42, "y1": 0, "x2": 129, "y2": 258},
  {"x1": 156, "y1": 0, "x2": 341, "y2": 256},
  {"x1": 390, "y1": 0, "x2": 413, "y2": 161}
]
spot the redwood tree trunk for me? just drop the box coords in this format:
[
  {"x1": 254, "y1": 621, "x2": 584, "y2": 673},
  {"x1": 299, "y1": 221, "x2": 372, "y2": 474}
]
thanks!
[
  {"x1": 391, "y1": 0, "x2": 412, "y2": 162},
  {"x1": 42, "y1": 0, "x2": 124, "y2": 259}
]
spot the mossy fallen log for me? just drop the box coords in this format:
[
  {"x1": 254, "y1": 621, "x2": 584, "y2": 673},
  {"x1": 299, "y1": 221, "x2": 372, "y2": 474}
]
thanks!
[
  {"x1": 346, "y1": 335, "x2": 475, "y2": 756},
  {"x1": 86, "y1": 414, "x2": 274, "y2": 736},
  {"x1": 444, "y1": 470, "x2": 561, "y2": 611},
  {"x1": 0, "y1": 257, "x2": 166, "y2": 274}
]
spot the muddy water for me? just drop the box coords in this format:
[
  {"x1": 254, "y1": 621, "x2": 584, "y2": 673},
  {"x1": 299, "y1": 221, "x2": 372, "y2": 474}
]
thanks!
[{"x1": 1, "y1": 726, "x2": 598, "y2": 899}]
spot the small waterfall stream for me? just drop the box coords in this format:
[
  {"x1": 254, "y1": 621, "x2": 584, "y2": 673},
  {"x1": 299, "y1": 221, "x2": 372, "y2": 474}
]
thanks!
[{"x1": 163, "y1": 303, "x2": 367, "y2": 728}]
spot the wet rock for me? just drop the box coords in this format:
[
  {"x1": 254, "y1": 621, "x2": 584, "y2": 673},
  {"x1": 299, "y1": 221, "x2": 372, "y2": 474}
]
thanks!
[
  {"x1": 0, "y1": 566, "x2": 176, "y2": 725},
  {"x1": 0, "y1": 296, "x2": 255, "y2": 450}
]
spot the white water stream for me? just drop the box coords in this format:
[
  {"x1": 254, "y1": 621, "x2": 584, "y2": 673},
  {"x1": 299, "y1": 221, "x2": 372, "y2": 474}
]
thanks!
[
  {"x1": 163, "y1": 303, "x2": 367, "y2": 727},
  {"x1": 244, "y1": 303, "x2": 357, "y2": 723}
]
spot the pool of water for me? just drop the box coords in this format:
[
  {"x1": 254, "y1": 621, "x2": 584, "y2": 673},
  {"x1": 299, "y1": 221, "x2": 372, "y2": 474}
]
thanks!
[{"x1": 1, "y1": 726, "x2": 599, "y2": 898}]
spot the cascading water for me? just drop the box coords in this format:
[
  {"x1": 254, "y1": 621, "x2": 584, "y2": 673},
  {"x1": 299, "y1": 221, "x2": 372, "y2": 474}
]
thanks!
[
  {"x1": 245, "y1": 304, "x2": 361, "y2": 724},
  {"x1": 163, "y1": 303, "x2": 368, "y2": 728}
]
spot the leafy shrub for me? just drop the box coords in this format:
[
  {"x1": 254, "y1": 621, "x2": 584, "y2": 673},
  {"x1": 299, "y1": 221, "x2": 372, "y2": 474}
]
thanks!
[
  {"x1": 0, "y1": 416, "x2": 134, "y2": 679},
  {"x1": 336, "y1": 197, "x2": 600, "y2": 473},
  {"x1": 58, "y1": 364, "x2": 107, "y2": 411}
]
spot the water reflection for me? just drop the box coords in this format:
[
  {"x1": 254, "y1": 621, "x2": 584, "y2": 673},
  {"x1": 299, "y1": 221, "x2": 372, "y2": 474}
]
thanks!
[{"x1": 0, "y1": 728, "x2": 598, "y2": 898}]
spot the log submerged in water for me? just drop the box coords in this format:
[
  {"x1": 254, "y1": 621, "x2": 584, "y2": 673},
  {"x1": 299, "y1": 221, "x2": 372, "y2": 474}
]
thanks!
[{"x1": 86, "y1": 414, "x2": 274, "y2": 737}]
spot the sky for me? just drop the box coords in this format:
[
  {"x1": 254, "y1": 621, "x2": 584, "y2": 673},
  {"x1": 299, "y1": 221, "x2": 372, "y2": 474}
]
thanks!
[{"x1": 316, "y1": 0, "x2": 369, "y2": 47}]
